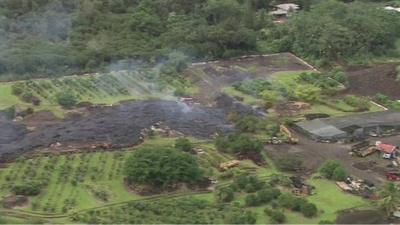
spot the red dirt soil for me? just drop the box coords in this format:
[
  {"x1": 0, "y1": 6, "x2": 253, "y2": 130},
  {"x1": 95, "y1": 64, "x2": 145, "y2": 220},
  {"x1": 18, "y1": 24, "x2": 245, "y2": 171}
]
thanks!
[{"x1": 345, "y1": 63, "x2": 400, "y2": 99}]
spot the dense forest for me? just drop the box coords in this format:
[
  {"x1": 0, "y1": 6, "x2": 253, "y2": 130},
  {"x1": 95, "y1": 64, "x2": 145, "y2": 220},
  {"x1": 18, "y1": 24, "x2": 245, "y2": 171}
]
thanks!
[{"x1": 0, "y1": 0, "x2": 399, "y2": 80}]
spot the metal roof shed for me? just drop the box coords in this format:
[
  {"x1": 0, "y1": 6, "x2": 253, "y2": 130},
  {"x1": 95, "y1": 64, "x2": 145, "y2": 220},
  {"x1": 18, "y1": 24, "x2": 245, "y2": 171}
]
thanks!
[{"x1": 296, "y1": 119, "x2": 348, "y2": 140}]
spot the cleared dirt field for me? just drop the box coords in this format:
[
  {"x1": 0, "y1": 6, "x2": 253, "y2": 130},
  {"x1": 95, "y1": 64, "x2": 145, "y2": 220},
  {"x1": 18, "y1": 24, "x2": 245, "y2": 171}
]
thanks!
[
  {"x1": 345, "y1": 63, "x2": 400, "y2": 99},
  {"x1": 265, "y1": 130, "x2": 398, "y2": 184}
]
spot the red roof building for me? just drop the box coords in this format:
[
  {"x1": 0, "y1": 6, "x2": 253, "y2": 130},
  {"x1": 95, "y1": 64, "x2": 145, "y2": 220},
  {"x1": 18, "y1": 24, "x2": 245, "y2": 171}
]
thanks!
[{"x1": 377, "y1": 143, "x2": 397, "y2": 154}]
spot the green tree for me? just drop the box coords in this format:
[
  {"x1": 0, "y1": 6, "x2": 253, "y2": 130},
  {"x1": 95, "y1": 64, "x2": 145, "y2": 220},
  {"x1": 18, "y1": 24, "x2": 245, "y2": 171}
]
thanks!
[
  {"x1": 319, "y1": 160, "x2": 346, "y2": 180},
  {"x1": 174, "y1": 137, "x2": 192, "y2": 152},
  {"x1": 245, "y1": 193, "x2": 259, "y2": 206},
  {"x1": 125, "y1": 147, "x2": 204, "y2": 188},
  {"x1": 216, "y1": 186, "x2": 235, "y2": 203},
  {"x1": 225, "y1": 210, "x2": 257, "y2": 224},
  {"x1": 56, "y1": 92, "x2": 78, "y2": 108},
  {"x1": 301, "y1": 202, "x2": 318, "y2": 217},
  {"x1": 294, "y1": 84, "x2": 321, "y2": 102},
  {"x1": 378, "y1": 182, "x2": 400, "y2": 217},
  {"x1": 332, "y1": 166, "x2": 347, "y2": 181}
]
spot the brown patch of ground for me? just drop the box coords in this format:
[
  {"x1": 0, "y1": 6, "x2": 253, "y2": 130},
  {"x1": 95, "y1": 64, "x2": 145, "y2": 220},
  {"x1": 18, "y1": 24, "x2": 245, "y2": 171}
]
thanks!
[
  {"x1": 22, "y1": 111, "x2": 60, "y2": 128},
  {"x1": 1, "y1": 195, "x2": 29, "y2": 209},
  {"x1": 336, "y1": 209, "x2": 389, "y2": 224},
  {"x1": 345, "y1": 63, "x2": 400, "y2": 99}
]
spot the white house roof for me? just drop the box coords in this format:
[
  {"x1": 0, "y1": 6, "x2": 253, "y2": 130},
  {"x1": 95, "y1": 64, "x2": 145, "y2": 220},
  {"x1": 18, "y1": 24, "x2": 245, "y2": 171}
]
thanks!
[
  {"x1": 269, "y1": 9, "x2": 290, "y2": 16},
  {"x1": 384, "y1": 6, "x2": 400, "y2": 12},
  {"x1": 276, "y1": 3, "x2": 300, "y2": 11}
]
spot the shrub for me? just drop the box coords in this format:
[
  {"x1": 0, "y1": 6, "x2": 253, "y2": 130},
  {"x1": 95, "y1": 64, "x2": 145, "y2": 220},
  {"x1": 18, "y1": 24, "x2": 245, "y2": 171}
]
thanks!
[
  {"x1": 215, "y1": 134, "x2": 263, "y2": 155},
  {"x1": 265, "y1": 209, "x2": 286, "y2": 224},
  {"x1": 319, "y1": 160, "x2": 347, "y2": 181},
  {"x1": 13, "y1": 182, "x2": 42, "y2": 196},
  {"x1": 344, "y1": 95, "x2": 370, "y2": 111},
  {"x1": 235, "y1": 116, "x2": 263, "y2": 133},
  {"x1": 277, "y1": 155, "x2": 303, "y2": 172},
  {"x1": 301, "y1": 202, "x2": 318, "y2": 217},
  {"x1": 332, "y1": 166, "x2": 347, "y2": 181},
  {"x1": 20, "y1": 91, "x2": 34, "y2": 103},
  {"x1": 232, "y1": 174, "x2": 265, "y2": 192},
  {"x1": 292, "y1": 197, "x2": 308, "y2": 212},
  {"x1": 225, "y1": 210, "x2": 257, "y2": 224},
  {"x1": 257, "y1": 188, "x2": 281, "y2": 204},
  {"x1": 174, "y1": 137, "x2": 192, "y2": 152},
  {"x1": 245, "y1": 194, "x2": 259, "y2": 206},
  {"x1": 11, "y1": 84, "x2": 24, "y2": 96},
  {"x1": 277, "y1": 193, "x2": 296, "y2": 209},
  {"x1": 56, "y1": 92, "x2": 78, "y2": 108},
  {"x1": 216, "y1": 186, "x2": 235, "y2": 203}
]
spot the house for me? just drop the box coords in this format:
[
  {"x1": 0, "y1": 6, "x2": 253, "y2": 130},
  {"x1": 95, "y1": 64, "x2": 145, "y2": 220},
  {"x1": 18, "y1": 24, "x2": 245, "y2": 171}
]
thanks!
[
  {"x1": 269, "y1": 3, "x2": 300, "y2": 22},
  {"x1": 384, "y1": 6, "x2": 400, "y2": 13},
  {"x1": 375, "y1": 141, "x2": 398, "y2": 159}
]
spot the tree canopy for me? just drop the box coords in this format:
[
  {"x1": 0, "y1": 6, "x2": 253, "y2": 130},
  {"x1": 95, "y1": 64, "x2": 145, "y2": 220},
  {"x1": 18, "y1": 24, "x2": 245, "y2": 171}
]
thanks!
[
  {"x1": 278, "y1": 0, "x2": 400, "y2": 64},
  {"x1": 124, "y1": 147, "x2": 204, "y2": 188}
]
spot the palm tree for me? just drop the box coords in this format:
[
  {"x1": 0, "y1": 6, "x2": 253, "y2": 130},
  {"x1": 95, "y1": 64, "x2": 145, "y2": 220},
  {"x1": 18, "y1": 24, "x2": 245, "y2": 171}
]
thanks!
[{"x1": 378, "y1": 182, "x2": 400, "y2": 217}]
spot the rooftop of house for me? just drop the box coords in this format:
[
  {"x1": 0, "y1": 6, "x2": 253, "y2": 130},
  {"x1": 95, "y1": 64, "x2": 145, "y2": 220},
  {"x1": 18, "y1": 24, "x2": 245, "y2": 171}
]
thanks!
[
  {"x1": 384, "y1": 6, "x2": 400, "y2": 12},
  {"x1": 376, "y1": 143, "x2": 397, "y2": 154},
  {"x1": 276, "y1": 3, "x2": 300, "y2": 11}
]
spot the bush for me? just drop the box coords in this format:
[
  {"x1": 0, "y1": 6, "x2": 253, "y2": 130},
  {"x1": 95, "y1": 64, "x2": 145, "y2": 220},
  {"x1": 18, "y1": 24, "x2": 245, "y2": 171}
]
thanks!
[
  {"x1": 235, "y1": 116, "x2": 264, "y2": 133},
  {"x1": 11, "y1": 84, "x2": 24, "y2": 96},
  {"x1": 13, "y1": 182, "x2": 42, "y2": 196},
  {"x1": 225, "y1": 210, "x2": 257, "y2": 224},
  {"x1": 215, "y1": 134, "x2": 263, "y2": 155},
  {"x1": 174, "y1": 138, "x2": 192, "y2": 152},
  {"x1": 233, "y1": 174, "x2": 265, "y2": 193},
  {"x1": 125, "y1": 147, "x2": 204, "y2": 188},
  {"x1": 245, "y1": 194, "x2": 259, "y2": 207},
  {"x1": 277, "y1": 155, "x2": 303, "y2": 172},
  {"x1": 344, "y1": 95, "x2": 370, "y2": 111},
  {"x1": 257, "y1": 188, "x2": 281, "y2": 204},
  {"x1": 301, "y1": 202, "x2": 318, "y2": 217},
  {"x1": 319, "y1": 160, "x2": 347, "y2": 181},
  {"x1": 277, "y1": 193, "x2": 296, "y2": 209},
  {"x1": 332, "y1": 166, "x2": 347, "y2": 181},
  {"x1": 56, "y1": 92, "x2": 78, "y2": 108},
  {"x1": 20, "y1": 91, "x2": 34, "y2": 103},
  {"x1": 265, "y1": 209, "x2": 286, "y2": 224},
  {"x1": 216, "y1": 186, "x2": 235, "y2": 203}
]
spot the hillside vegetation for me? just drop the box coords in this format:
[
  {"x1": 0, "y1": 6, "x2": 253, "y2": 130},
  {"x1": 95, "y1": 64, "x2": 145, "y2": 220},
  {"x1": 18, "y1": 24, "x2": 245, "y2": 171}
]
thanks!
[{"x1": 0, "y1": 0, "x2": 399, "y2": 80}]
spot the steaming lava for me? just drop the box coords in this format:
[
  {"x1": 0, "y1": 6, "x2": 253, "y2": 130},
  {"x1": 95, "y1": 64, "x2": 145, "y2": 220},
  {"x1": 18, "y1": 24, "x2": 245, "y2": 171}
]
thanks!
[{"x1": 0, "y1": 100, "x2": 244, "y2": 161}]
